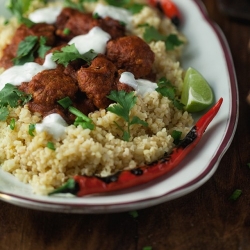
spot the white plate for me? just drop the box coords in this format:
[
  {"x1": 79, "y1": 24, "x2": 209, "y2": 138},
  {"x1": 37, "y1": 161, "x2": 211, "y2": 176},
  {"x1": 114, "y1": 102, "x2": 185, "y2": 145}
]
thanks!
[{"x1": 0, "y1": 0, "x2": 238, "y2": 213}]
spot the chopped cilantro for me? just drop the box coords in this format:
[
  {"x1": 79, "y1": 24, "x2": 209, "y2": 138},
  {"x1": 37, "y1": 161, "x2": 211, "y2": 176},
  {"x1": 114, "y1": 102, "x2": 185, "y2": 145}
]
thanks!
[
  {"x1": 57, "y1": 97, "x2": 73, "y2": 109},
  {"x1": 129, "y1": 210, "x2": 138, "y2": 218},
  {"x1": 6, "y1": 0, "x2": 34, "y2": 27},
  {"x1": 247, "y1": 163, "x2": 250, "y2": 169},
  {"x1": 105, "y1": 0, "x2": 144, "y2": 14},
  {"x1": 28, "y1": 123, "x2": 35, "y2": 136},
  {"x1": 143, "y1": 247, "x2": 152, "y2": 250},
  {"x1": 143, "y1": 25, "x2": 183, "y2": 51},
  {"x1": 13, "y1": 35, "x2": 51, "y2": 65},
  {"x1": 0, "y1": 84, "x2": 32, "y2": 121},
  {"x1": 107, "y1": 90, "x2": 148, "y2": 141},
  {"x1": 47, "y1": 141, "x2": 56, "y2": 150},
  {"x1": 0, "y1": 107, "x2": 9, "y2": 121},
  {"x1": 52, "y1": 44, "x2": 98, "y2": 67},
  {"x1": 10, "y1": 118, "x2": 16, "y2": 130},
  {"x1": 57, "y1": 97, "x2": 95, "y2": 130},
  {"x1": 64, "y1": 0, "x2": 85, "y2": 11},
  {"x1": 171, "y1": 130, "x2": 182, "y2": 145},
  {"x1": 155, "y1": 77, "x2": 184, "y2": 110},
  {"x1": 229, "y1": 189, "x2": 242, "y2": 201},
  {"x1": 63, "y1": 28, "x2": 71, "y2": 35}
]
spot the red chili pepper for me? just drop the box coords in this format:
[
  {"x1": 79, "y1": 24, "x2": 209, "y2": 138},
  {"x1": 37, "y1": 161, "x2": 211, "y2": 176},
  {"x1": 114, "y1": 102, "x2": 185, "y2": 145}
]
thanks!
[
  {"x1": 148, "y1": 0, "x2": 181, "y2": 26},
  {"x1": 61, "y1": 98, "x2": 222, "y2": 197}
]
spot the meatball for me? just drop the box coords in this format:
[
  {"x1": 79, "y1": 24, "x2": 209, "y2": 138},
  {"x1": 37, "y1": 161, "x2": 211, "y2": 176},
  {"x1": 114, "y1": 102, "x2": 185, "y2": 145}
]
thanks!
[
  {"x1": 26, "y1": 67, "x2": 78, "y2": 106},
  {"x1": 55, "y1": 8, "x2": 99, "y2": 41},
  {"x1": 0, "y1": 23, "x2": 56, "y2": 69},
  {"x1": 55, "y1": 7, "x2": 125, "y2": 41},
  {"x1": 106, "y1": 36, "x2": 155, "y2": 79},
  {"x1": 77, "y1": 56, "x2": 117, "y2": 109}
]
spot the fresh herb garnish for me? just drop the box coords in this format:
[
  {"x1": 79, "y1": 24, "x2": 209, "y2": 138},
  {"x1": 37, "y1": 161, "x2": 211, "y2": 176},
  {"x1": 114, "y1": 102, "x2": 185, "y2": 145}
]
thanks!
[
  {"x1": 129, "y1": 210, "x2": 138, "y2": 218},
  {"x1": 47, "y1": 141, "x2": 56, "y2": 150},
  {"x1": 52, "y1": 44, "x2": 98, "y2": 67},
  {"x1": 13, "y1": 35, "x2": 51, "y2": 65},
  {"x1": 63, "y1": 28, "x2": 71, "y2": 35},
  {"x1": 143, "y1": 24, "x2": 183, "y2": 51},
  {"x1": 57, "y1": 97, "x2": 95, "y2": 130},
  {"x1": 155, "y1": 77, "x2": 184, "y2": 110},
  {"x1": 105, "y1": 0, "x2": 144, "y2": 14},
  {"x1": 64, "y1": 0, "x2": 98, "y2": 12},
  {"x1": 28, "y1": 123, "x2": 35, "y2": 136},
  {"x1": 69, "y1": 106, "x2": 95, "y2": 130},
  {"x1": 0, "y1": 84, "x2": 32, "y2": 121},
  {"x1": 6, "y1": 0, "x2": 34, "y2": 27},
  {"x1": 171, "y1": 130, "x2": 182, "y2": 145},
  {"x1": 229, "y1": 189, "x2": 242, "y2": 201},
  {"x1": 107, "y1": 90, "x2": 148, "y2": 141},
  {"x1": 10, "y1": 118, "x2": 16, "y2": 130},
  {"x1": 143, "y1": 247, "x2": 152, "y2": 250}
]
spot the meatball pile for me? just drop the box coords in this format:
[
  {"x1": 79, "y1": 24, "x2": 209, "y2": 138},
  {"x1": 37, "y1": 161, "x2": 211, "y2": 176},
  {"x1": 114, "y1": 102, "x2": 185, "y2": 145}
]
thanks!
[{"x1": 0, "y1": 7, "x2": 155, "y2": 123}]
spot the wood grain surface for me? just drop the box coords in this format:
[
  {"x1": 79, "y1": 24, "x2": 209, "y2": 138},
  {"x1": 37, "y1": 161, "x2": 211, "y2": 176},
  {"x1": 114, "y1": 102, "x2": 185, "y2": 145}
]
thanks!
[{"x1": 1, "y1": 0, "x2": 250, "y2": 249}]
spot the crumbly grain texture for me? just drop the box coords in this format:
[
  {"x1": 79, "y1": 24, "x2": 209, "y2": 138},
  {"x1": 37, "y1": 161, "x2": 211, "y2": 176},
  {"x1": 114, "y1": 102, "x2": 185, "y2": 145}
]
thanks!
[{"x1": 0, "y1": 0, "x2": 193, "y2": 195}]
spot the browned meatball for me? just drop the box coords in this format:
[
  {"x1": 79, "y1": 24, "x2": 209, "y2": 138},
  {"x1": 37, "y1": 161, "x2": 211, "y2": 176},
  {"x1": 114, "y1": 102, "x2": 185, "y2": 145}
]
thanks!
[
  {"x1": 106, "y1": 36, "x2": 155, "y2": 79},
  {"x1": 77, "y1": 56, "x2": 117, "y2": 109},
  {"x1": 0, "y1": 23, "x2": 56, "y2": 69},
  {"x1": 27, "y1": 68, "x2": 78, "y2": 106},
  {"x1": 55, "y1": 8, "x2": 99, "y2": 41},
  {"x1": 55, "y1": 8, "x2": 125, "y2": 41},
  {"x1": 98, "y1": 17, "x2": 126, "y2": 39}
]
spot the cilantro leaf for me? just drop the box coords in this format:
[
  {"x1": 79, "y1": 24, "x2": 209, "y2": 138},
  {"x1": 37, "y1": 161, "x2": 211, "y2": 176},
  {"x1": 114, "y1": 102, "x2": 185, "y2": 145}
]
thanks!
[
  {"x1": 105, "y1": 0, "x2": 144, "y2": 14},
  {"x1": 64, "y1": 0, "x2": 87, "y2": 11},
  {"x1": 0, "y1": 107, "x2": 10, "y2": 121},
  {"x1": 171, "y1": 130, "x2": 182, "y2": 145},
  {"x1": 57, "y1": 97, "x2": 95, "y2": 130},
  {"x1": 6, "y1": 0, "x2": 34, "y2": 27},
  {"x1": 47, "y1": 141, "x2": 56, "y2": 150},
  {"x1": 0, "y1": 84, "x2": 32, "y2": 108},
  {"x1": 155, "y1": 77, "x2": 184, "y2": 110},
  {"x1": 107, "y1": 90, "x2": 148, "y2": 141},
  {"x1": 28, "y1": 123, "x2": 35, "y2": 136},
  {"x1": 52, "y1": 44, "x2": 98, "y2": 67},
  {"x1": 143, "y1": 25, "x2": 183, "y2": 50},
  {"x1": 229, "y1": 189, "x2": 242, "y2": 201},
  {"x1": 13, "y1": 36, "x2": 51, "y2": 65},
  {"x1": 0, "y1": 84, "x2": 32, "y2": 121}
]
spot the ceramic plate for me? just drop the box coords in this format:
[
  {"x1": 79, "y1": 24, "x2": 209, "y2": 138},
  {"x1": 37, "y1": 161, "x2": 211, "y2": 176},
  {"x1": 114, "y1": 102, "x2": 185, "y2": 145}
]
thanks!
[{"x1": 0, "y1": 0, "x2": 238, "y2": 213}]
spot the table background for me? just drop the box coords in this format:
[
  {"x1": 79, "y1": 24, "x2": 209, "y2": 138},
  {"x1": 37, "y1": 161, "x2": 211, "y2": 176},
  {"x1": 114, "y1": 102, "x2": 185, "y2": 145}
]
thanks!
[{"x1": 1, "y1": 0, "x2": 250, "y2": 249}]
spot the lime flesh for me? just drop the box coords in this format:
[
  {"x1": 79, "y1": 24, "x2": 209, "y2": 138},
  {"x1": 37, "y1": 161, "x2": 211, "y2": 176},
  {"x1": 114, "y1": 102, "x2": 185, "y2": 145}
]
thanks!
[{"x1": 181, "y1": 67, "x2": 214, "y2": 112}]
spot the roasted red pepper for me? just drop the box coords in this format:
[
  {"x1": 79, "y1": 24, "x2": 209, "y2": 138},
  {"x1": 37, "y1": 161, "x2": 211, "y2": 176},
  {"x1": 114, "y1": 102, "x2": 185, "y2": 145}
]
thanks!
[
  {"x1": 50, "y1": 98, "x2": 223, "y2": 197},
  {"x1": 148, "y1": 0, "x2": 181, "y2": 26}
]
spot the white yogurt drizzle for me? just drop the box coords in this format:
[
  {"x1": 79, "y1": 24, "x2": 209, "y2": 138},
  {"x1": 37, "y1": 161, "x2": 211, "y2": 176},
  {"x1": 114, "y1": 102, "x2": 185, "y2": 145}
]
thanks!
[
  {"x1": 93, "y1": 3, "x2": 133, "y2": 30},
  {"x1": 0, "y1": 53, "x2": 56, "y2": 91},
  {"x1": 35, "y1": 114, "x2": 68, "y2": 140},
  {"x1": 69, "y1": 27, "x2": 111, "y2": 54},
  {"x1": 119, "y1": 72, "x2": 157, "y2": 96},
  {"x1": 28, "y1": 6, "x2": 63, "y2": 24}
]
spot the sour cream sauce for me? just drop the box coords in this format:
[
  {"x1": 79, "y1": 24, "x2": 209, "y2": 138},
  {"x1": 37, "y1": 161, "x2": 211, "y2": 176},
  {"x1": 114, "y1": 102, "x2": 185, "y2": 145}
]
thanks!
[
  {"x1": 0, "y1": 53, "x2": 57, "y2": 91},
  {"x1": 94, "y1": 4, "x2": 133, "y2": 30},
  {"x1": 28, "y1": 6, "x2": 62, "y2": 24},
  {"x1": 119, "y1": 72, "x2": 157, "y2": 96},
  {"x1": 35, "y1": 114, "x2": 68, "y2": 140}
]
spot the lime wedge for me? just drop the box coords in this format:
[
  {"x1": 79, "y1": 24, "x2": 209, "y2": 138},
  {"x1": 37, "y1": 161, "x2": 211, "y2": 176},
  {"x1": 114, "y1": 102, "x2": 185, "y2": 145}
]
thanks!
[{"x1": 181, "y1": 67, "x2": 214, "y2": 112}]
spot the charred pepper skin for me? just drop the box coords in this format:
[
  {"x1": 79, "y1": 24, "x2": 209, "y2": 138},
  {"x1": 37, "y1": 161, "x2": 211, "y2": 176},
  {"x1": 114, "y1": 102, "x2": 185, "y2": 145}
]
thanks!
[
  {"x1": 148, "y1": 0, "x2": 181, "y2": 27},
  {"x1": 67, "y1": 98, "x2": 222, "y2": 197}
]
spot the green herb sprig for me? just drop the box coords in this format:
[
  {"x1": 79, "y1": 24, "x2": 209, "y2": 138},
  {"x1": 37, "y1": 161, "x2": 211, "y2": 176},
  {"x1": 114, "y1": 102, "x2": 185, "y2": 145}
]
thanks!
[
  {"x1": 0, "y1": 84, "x2": 32, "y2": 121},
  {"x1": 52, "y1": 44, "x2": 98, "y2": 67},
  {"x1": 105, "y1": 0, "x2": 145, "y2": 14},
  {"x1": 155, "y1": 77, "x2": 184, "y2": 110},
  {"x1": 58, "y1": 97, "x2": 95, "y2": 130},
  {"x1": 6, "y1": 0, "x2": 34, "y2": 27},
  {"x1": 107, "y1": 90, "x2": 148, "y2": 141},
  {"x1": 13, "y1": 35, "x2": 51, "y2": 65},
  {"x1": 142, "y1": 24, "x2": 183, "y2": 51}
]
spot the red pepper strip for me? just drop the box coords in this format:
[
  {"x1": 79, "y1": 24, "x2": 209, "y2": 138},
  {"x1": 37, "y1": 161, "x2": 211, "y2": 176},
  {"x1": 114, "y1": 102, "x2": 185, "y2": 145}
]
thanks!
[
  {"x1": 148, "y1": 0, "x2": 181, "y2": 26},
  {"x1": 74, "y1": 98, "x2": 223, "y2": 197}
]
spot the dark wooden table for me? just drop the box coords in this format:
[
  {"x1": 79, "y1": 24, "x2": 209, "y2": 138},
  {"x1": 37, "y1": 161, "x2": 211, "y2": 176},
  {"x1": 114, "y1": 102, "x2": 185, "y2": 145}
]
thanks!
[{"x1": 1, "y1": 0, "x2": 250, "y2": 249}]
